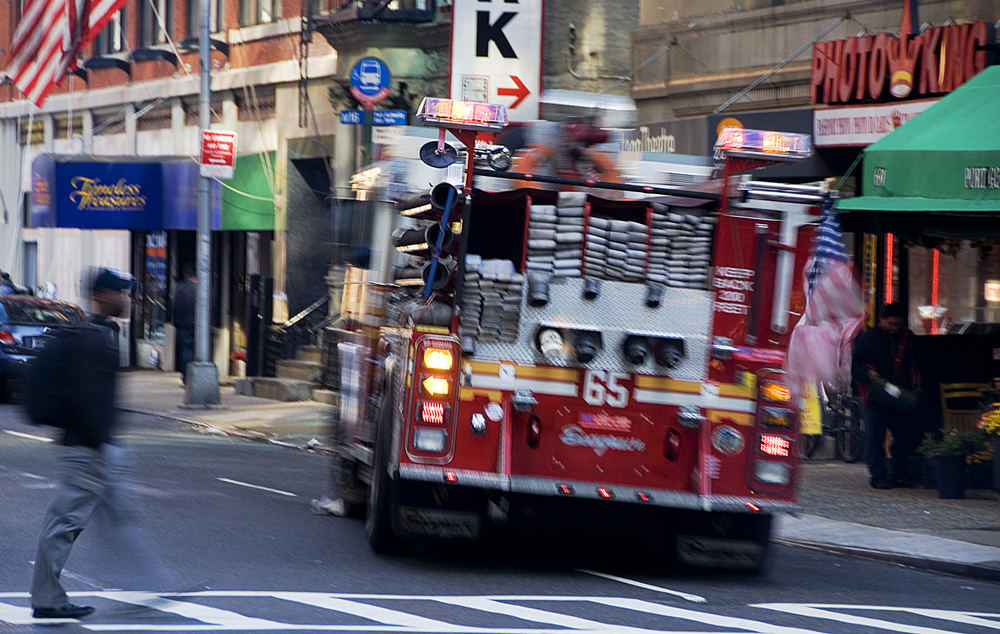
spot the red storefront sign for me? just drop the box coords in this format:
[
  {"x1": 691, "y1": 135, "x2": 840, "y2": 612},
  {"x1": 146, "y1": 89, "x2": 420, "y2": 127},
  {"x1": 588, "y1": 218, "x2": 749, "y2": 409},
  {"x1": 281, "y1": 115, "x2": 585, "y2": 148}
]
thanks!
[{"x1": 810, "y1": 1, "x2": 994, "y2": 106}]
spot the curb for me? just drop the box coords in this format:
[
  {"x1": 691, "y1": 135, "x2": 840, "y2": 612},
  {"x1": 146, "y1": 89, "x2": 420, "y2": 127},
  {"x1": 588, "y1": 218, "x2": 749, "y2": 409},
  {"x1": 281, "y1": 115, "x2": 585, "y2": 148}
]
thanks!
[
  {"x1": 118, "y1": 405, "x2": 337, "y2": 456},
  {"x1": 774, "y1": 537, "x2": 1000, "y2": 582}
]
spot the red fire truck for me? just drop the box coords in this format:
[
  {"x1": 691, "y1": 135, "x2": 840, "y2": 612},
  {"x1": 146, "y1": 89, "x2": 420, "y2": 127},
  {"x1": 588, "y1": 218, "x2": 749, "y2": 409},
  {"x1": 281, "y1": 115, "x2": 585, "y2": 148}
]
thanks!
[{"x1": 329, "y1": 100, "x2": 823, "y2": 570}]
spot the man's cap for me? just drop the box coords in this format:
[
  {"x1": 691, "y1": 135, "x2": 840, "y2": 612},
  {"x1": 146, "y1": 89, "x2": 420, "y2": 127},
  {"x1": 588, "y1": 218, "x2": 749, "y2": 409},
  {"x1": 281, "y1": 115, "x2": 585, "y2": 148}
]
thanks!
[{"x1": 92, "y1": 268, "x2": 135, "y2": 292}]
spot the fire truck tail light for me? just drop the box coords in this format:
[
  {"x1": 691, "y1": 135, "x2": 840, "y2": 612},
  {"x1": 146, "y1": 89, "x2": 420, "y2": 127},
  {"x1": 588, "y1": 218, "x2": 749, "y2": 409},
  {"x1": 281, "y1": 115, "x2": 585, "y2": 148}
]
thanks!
[
  {"x1": 444, "y1": 471, "x2": 458, "y2": 483},
  {"x1": 421, "y1": 376, "x2": 451, "y2": 398},
  {"x1": 413, "y1": 428, "x2": 448, "y2": 453},
  {"x1": 754, "y1": 461, "x2": 791, "y2": 485},
  {"x1": 418, "y1": 401, "x2": 447, "y2": 424},
  {"x1": 636, "y1": 492, "x2": 653, "y2": 503},
  {"x1": 557, "y1": 484, "x2": 573, "y2": 495},
  {"x1": 759, "y1": 434, "x2": 791, "y2": 457},
  {"x1": 761, "y1": 381, "x2": 791, "y2": 403},
  {"x1": 759, "y1": 406, "x2": 793, "y2": 429},
  {"x1": 423, "y1": 347, "x2": 454, "y2": 371},
  {"x1": 597, "y1": 488, "x2": 613, "y2": 499}
]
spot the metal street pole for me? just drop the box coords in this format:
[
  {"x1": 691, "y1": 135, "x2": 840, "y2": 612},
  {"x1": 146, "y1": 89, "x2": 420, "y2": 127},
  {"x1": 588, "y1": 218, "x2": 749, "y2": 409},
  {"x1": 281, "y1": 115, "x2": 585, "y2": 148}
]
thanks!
[{"x1": 185, "y1": 0, "x2": 220, "y2": 406}]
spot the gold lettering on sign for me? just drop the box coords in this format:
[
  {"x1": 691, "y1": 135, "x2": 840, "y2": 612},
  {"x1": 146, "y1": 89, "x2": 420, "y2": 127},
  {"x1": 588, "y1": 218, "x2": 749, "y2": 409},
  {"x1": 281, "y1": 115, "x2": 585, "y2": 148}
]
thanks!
[{"x1": 68, "y1": 177, "x2": 147, "y2": 211}]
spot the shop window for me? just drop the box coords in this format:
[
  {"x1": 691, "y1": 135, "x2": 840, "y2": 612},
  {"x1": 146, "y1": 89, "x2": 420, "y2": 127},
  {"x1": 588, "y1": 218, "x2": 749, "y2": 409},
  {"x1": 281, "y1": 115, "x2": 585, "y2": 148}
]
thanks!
[
  {"x1": 186, "y1": 0, "x2": 225, "y2": 36},
  {"x1": 909, "y1": 242, "x2": 1000, "y2": 334},
  {"x1": 94, "y1": 9, "x2": 128, "y2": 55},
  {"x1": 239, "y1": 0, "x2": 281, "y2": 26},
  {"x1": 139, "y1": 0, "x2": 173, "y2": 46}
]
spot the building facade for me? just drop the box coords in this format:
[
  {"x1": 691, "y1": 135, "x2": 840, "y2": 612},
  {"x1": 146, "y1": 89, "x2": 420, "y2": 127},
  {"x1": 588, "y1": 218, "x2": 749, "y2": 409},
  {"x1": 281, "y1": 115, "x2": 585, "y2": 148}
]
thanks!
[
  {"x1": 0, "y1": 0, "x2": 341, "y2": 373},
  {"x1": 631, "y1": 0, "x2": 999, "y2": 333}
]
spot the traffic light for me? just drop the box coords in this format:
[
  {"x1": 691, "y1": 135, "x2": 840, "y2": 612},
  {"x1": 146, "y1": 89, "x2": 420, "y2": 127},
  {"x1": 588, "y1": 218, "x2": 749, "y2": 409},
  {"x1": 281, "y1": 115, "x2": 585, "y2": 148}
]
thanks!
[{"x1": 393, "y1": 182, "x2": 462, "y2": 320}]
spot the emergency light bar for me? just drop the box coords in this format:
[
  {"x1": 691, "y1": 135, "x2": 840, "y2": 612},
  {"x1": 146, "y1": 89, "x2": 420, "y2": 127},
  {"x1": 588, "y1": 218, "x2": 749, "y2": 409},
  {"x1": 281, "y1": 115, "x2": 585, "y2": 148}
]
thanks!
[
  {"x1": 416, "y1": 98, "x2": 508, "y2": 132},
  {"x1": 715, "y1": 128, "x2": 812, "y2": 160}
]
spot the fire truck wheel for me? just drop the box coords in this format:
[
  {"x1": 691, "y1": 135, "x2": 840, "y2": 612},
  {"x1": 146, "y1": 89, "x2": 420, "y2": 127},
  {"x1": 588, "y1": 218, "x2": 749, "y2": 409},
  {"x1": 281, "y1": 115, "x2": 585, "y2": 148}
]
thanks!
[{"x1": 365, "y1": 376, "x2": 404, "y2": 554}]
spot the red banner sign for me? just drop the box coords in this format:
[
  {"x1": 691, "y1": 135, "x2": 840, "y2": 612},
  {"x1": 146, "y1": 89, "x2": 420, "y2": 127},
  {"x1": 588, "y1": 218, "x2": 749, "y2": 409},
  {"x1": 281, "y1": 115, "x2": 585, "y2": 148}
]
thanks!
[{"x1": 810, "y1": 19, "x2": 994, "y2": 105}]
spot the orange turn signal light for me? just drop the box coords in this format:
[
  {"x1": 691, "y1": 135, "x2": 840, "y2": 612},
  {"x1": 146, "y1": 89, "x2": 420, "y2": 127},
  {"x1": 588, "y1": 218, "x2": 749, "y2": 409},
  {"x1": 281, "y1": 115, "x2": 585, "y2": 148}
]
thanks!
[
  {"x1": 422, "y1": 376, "x2": 451, "y2": 398},
  {"x1": 423, "y1": 347, "x2": 454, "y2": 371}
]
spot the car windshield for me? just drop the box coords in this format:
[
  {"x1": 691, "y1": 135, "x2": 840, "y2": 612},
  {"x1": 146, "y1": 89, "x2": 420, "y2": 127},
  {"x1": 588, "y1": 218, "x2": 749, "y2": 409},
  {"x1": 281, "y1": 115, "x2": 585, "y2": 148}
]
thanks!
[{"x1": 0, "y1": 299, "x2": 85, "y2": 325}]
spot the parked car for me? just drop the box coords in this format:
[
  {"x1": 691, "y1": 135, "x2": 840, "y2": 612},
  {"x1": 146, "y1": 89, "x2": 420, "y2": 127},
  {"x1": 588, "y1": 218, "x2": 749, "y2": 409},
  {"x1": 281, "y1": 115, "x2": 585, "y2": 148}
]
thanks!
[{"x1": 0, "y1": 296, "x2": 88, "y2": 402}]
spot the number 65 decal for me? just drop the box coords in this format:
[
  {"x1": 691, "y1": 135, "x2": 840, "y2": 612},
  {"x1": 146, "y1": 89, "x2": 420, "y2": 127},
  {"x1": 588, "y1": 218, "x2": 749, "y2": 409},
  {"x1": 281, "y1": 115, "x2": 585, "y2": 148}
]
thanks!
[{"x1": 582, "y1": 370, "x2": 630, "y2": 408}]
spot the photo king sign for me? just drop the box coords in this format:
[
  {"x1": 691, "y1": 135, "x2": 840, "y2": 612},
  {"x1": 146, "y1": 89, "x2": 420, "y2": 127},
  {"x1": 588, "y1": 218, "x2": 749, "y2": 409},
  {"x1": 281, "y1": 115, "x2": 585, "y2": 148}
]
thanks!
[{"x1": 810, "y1": 0, "x2": 996, "y2": 105}]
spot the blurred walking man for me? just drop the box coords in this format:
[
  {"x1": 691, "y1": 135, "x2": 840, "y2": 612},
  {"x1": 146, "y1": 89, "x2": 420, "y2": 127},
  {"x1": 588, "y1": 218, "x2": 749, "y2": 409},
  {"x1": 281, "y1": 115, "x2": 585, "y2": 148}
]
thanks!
[
  {"x1": 852, "y1": 302, "x2": 920, "y2": 489},
  {"x1": 27, "y1": 268, "x2": 133, "y2": 619},
  {"x1": 172, "y1": 264, "x2": 197, "y2": 385}
]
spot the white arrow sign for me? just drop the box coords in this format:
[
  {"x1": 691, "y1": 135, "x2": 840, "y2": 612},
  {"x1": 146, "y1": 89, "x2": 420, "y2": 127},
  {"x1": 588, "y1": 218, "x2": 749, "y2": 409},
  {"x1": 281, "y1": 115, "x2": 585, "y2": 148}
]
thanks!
[{"x1": 450, "y1": 0, "x2": 543, "y2": 122}]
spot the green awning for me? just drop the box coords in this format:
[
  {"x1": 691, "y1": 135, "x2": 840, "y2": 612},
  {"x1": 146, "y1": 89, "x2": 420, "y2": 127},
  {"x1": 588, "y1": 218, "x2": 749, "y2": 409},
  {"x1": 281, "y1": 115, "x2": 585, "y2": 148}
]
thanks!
[
  {"x1": 836, "y1": 65, "x2": 1000, "y2": 238},
  {"x1": 221, "y1": 152, "x2": 276, "y2": 231}
]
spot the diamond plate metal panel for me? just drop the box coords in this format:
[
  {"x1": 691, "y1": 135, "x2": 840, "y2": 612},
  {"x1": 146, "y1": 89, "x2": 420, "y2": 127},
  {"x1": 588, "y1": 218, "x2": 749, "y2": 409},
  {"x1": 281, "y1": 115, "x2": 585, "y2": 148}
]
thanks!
[{"x1": 468, "y1": 277, "x2": 712, "y2": 380}]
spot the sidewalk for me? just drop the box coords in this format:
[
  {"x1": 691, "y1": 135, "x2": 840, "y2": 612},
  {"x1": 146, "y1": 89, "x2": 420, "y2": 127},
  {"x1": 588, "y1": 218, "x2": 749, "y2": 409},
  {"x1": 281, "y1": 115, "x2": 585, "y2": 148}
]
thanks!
[{"x1": 119, "y1": 369, "x2": 1000, "y2": 581}]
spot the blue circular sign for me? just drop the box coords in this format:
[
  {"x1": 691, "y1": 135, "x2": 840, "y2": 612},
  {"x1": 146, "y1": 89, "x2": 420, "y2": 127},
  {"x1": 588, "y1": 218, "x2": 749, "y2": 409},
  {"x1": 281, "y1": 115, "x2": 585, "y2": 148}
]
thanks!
[{"x1": 349, "y1": 57, "x2": 391, "y2": 106}]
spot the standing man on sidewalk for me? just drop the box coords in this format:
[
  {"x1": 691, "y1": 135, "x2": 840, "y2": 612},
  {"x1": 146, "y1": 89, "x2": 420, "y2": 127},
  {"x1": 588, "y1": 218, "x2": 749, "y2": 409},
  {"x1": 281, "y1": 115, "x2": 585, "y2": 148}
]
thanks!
[
  {"x1": 172, "y1": 264, "x2": 197, "y2": 385},
  {"x1": 27, "y1": 268, "x2": 134, "y2": 619},
  {"x1": 852, "y1": 302, "x2": 920, "y2": 489}
]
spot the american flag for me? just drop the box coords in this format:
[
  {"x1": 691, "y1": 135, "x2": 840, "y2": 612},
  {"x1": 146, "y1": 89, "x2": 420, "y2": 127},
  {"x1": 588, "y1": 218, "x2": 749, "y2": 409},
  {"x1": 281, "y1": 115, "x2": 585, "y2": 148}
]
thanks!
[
  {"x1": 785, "y1": 194, "x2": 865, "y2": 394},
  {"x1": 4, "y1": 0, "x2": 128, "y2": 107},
  {"x1": 806, "y1": 195, "x2": 850, "y2": 293}
]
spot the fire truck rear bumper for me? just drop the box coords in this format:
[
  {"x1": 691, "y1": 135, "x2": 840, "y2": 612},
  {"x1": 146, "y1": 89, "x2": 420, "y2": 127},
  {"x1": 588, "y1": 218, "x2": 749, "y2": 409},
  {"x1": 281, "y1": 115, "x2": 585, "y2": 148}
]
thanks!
[{"x1": 397, "y1": 464, "x2": 798, "y2": 514}]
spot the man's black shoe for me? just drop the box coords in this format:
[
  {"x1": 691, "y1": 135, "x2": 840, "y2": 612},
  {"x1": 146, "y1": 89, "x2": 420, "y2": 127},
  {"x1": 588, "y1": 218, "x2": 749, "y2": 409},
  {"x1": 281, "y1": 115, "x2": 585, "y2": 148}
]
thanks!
[
  {"x1": 32, "y1": 604, "x2": 95, "y2": 619},
  {"x1": 869, "y1": 478, "x2": 893, "y2": 489}
]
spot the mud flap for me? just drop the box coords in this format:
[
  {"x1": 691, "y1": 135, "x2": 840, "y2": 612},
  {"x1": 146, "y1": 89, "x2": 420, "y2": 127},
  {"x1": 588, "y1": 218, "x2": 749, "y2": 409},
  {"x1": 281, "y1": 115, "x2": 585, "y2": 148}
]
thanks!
[
  {"x1": 675, "y1": 535, "x2": 766, "y2": 570},
  {"x1": 397, "y1": 506, "x2": 482, "y2": 540}
]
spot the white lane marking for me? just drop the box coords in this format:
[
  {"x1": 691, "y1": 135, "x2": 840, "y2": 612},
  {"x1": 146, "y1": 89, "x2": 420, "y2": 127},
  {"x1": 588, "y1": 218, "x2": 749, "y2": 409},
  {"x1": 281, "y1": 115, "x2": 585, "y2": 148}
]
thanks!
[
  {"x1": 0, "y1": 601, "x2": 79, "y2": 625},
  {"x1": 87, "y1": 591, "x2": 286, "y2": 630},
  {"x1": 19, "y1": 471, "x2": 47, "y2": 480},
  {"x1": 576, "y1": 569, "x2": 707, "y2": 603},
  {"x1": 4, "y1": 429, "x2": 54, "y2": 442},
  {"x1": 596, "y1": 598, "x2": 825, "y2": 634},
  {"x1": 908, "y1": 608, "x2": 1000, "y2": 629},
  {"x1": 434, "y1": 596, "x2": 652, "y2": 632},
  {"x1": 753, "y1": 604, "x2": 979, "y2": 633},
  {"x1": 216, "y1": 477, "x2": 297, "y2": 497},
  {"x1": 274, "y1": 593, "x2": 458, "y2": 630}
]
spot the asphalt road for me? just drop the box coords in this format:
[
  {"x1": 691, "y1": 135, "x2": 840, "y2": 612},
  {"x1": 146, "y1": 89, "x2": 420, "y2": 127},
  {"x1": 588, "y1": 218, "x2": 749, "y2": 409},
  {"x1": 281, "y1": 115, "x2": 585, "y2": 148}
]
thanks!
[{"x1": 1, "y1": 403, "x2": 999, "y2": 633}]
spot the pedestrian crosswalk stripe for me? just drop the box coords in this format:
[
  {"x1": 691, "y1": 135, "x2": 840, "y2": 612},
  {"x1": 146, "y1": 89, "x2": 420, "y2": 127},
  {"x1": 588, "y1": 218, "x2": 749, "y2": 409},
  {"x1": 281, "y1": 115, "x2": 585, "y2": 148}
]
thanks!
[
  {"x1": 273, "y1": 593, "x2": 457, "y2": 630},
  {"x1": 432, "y1": 597, "x2": 649, "y2": 632},
  {"x1": 754, "y1": 603, "x2": 1000, "y2": 634},
  {"x1": 1, "y1": 593, "x2": 995, "y2": 633}
]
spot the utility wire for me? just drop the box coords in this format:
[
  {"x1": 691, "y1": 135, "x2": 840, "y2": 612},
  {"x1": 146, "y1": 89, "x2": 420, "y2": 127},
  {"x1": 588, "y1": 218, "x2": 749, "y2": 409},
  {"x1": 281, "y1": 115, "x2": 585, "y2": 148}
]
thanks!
[{"x1": 712, "y1": 14, "x2": 847, "y2": 115}]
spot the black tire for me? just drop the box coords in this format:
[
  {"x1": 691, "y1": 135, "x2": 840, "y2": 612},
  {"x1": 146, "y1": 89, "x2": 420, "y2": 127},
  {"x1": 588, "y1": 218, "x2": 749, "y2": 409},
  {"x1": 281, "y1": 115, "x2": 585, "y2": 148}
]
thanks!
[
  {"x1": 834, "y1": 399, "x2": 865, "y2": 463},
  {"x1": 802, "y1": 434, "x2": 823, "y2": 459},
  {"x1": 365, "y1": 374, "x2": 403, "y2": 554}
]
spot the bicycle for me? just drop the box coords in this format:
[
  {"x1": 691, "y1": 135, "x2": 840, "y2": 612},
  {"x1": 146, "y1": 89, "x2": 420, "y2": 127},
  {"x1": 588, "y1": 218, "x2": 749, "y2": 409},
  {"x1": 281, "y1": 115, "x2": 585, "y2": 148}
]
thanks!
[{"x1": 803, "y1": 389, "x2": 866, "y2": 463}]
